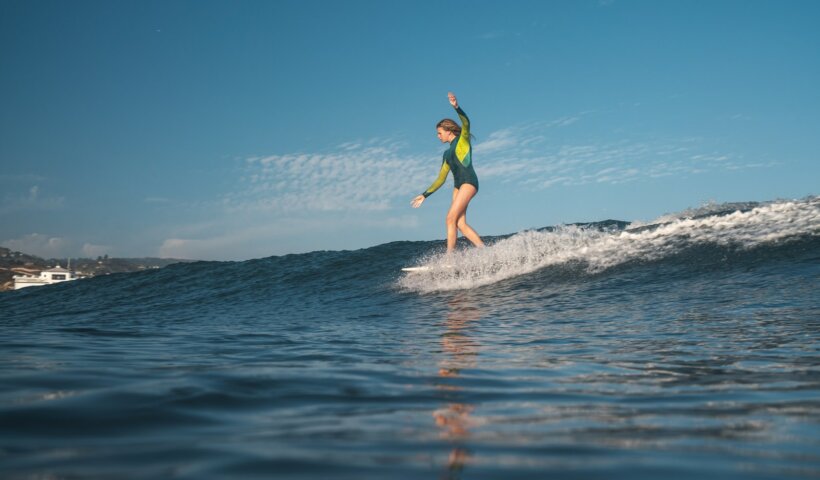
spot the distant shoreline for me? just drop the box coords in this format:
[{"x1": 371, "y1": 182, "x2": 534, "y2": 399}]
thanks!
[{"x1": 0, "y1": 246, "x2": 194, "y2": 292}]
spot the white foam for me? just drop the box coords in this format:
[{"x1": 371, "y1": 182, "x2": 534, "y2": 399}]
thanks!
[{"x1": 398, "y1": 197, "x2": 820, "y2": 293}]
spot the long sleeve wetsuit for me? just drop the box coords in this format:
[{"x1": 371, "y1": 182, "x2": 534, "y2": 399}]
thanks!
[{"x1": 421, "y1": 106, "x2": 479, "y2": 198}]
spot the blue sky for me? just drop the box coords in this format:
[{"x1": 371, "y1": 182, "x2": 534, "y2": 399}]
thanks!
[{"x1": 1, "y1": 0, "x2": 818, "y2": 260}]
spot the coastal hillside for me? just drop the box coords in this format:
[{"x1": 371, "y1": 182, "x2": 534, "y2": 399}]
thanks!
[{"x1": 0, "y1": 246, "x2": 192, "y2": 291}]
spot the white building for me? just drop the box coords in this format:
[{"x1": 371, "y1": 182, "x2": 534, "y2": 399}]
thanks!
[{"x1": 13, "y1": 266, "x2": 78, "y2": 290}]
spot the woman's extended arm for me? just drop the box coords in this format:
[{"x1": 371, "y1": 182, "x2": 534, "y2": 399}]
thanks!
[
  {"x1": 450, "y1": 93, "x2": 472, "y2": 167},
  {"x1": 449, "y1": 92, "x2": 470, "y2": 140},
  {"x1": 411, "y1": 160, "x2": 451, "y2": 208}
]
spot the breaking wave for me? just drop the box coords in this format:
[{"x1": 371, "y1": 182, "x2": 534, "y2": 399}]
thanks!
[{"x1": 398, "y1": 197, "x2": 820, "y2": 292}]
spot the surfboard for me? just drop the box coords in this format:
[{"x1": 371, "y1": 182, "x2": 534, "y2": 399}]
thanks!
[
  {"x1": 401, "y1": 264, "x2": 455, "y2": 273},
  {"x1": 401, "y1": 266, "x2": 431, "y2": 272}
]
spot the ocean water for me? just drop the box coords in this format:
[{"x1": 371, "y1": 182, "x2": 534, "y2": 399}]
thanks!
[{"x1": 1, "y1": 197, "x2": 819, "y2": 479}]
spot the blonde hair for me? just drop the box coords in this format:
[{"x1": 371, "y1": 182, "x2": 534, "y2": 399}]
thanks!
[{"x1": 436, "y1": 118, "x2": 461, "y2": 137}]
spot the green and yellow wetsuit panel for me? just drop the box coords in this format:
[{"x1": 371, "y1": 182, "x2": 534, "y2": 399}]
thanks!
[{"x1": 422, "y1": 106, "x2": 479, "y2": 198}]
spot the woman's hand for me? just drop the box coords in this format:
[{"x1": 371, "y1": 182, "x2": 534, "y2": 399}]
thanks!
[
  {"x1": 448, "y1": 92, "x2": 458, "y2": 109},
  {"x1": 411, "y1": 195, "x2": 425, "y2": 208}
]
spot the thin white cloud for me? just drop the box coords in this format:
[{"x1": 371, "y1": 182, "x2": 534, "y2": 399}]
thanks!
[
  {"x1": 337, "y1": 141, "x2": 363, "y2": 151},
  {"x1": 478, "y1": 31, "x2": 506, "y2": 40},
  {"x1": 225, "y1": 139, "x2": 437, "y2": 213},
  {"x1": 158, "y1": 237, "x2": 235, "y2": 260},
  {"x1": 475, "y1": 120, "x2": 772, "y2": 189},
  {"x1": 546, "y1": 116, "x2": 581, "y2": 128},
  {"x1": 3, "y1": 233, "x2": 115, "y2": 259},
  {"x1": 0, "y1": 174, "x2": 48, "y2": 183},
  {"x1": 540, "y1": 176, "x2": 574, "y2": 188},
  {"x1": 2, "y1": 233, "x2": 70, "y2": 259},
  {"x1": 0, "y1": 185, "x2": 65, "y2": 215},
  {"x1": 474, "y1": 128, "x2": 519, "y2": 154}
]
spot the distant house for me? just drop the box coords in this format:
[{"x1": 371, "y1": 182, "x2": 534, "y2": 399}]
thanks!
[{"x1": 13, "y1": 266, "x2": 78, "y2": 290}]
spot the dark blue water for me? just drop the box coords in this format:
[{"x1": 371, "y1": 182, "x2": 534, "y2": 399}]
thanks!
[{"x1": 2, "y1": 198, "x2": 819, "y2": 479}]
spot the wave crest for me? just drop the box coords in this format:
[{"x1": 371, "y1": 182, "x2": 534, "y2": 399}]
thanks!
[{"x1": 398, "y1": 197, "x2": 820, "y2": 293}]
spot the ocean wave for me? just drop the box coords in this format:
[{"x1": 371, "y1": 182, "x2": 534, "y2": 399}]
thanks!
[
  {"x1": 398, "y1": 197, "x2": 820, "y2": 293},
  {"x1": 3, "y1": 197, "x2": 817, "y2": 308}
]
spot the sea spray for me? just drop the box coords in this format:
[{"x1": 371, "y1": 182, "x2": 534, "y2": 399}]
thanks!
[{"x1": 399, "y1": 197, "x2": 820, "y2": 292}]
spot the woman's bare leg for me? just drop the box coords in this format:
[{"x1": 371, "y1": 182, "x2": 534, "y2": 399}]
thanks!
[
  {"x1": 457, "y1": 208, "x2": 484, "y2": 248},
  {"x1": 446, "y1": 185, "x2": 482, "y2": 251}
]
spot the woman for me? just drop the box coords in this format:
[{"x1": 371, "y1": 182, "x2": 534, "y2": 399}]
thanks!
[{"x1": 411, "y1": 92, "x2": 484, "y2": 252}]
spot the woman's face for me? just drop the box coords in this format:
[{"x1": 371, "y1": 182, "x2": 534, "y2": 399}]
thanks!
[{"x1": 437, "y1": 127, "x2": 455, "y2": 143}]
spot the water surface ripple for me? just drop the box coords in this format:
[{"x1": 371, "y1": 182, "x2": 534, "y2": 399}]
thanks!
[{"x1": 1, "y1": 198, "x2": 819, "y2": 479}]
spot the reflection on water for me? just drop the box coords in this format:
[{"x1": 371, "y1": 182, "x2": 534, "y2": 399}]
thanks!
[{"x1": 434, "y1": 293, "x2": 483, "y2": 479}]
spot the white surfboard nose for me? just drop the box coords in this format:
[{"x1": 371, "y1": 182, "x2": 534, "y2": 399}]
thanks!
[{"x1": 401, "y1": 266, "x2": 431, "y2": 272}]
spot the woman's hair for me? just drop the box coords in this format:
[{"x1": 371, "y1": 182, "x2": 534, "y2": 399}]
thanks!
[{"x1": 436, "y1": 118, "x2": 461, "y2": 137}]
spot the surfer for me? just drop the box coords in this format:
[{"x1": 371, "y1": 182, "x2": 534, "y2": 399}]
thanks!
[{"x1": 411, "y1": 92, "x2": 484, "y2": 252}]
